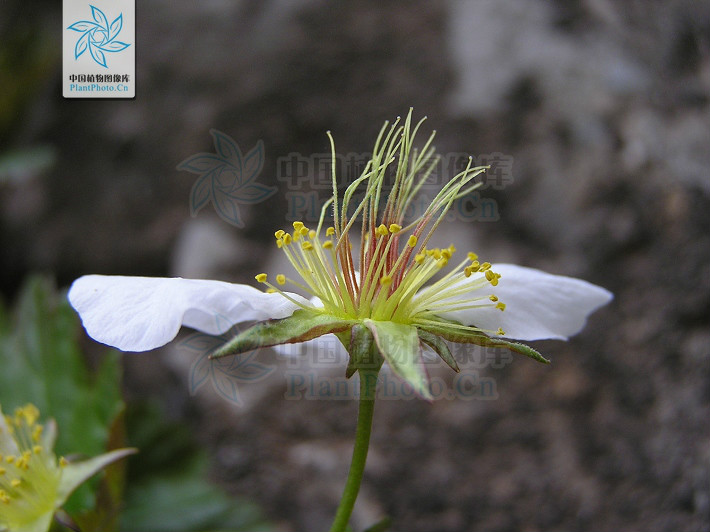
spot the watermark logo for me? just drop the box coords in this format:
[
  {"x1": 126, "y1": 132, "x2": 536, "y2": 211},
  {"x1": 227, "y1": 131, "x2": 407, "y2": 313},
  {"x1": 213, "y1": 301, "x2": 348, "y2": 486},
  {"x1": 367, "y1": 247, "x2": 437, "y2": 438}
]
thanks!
[
  {"x1": 177, "y1": 130, "x2": 277, "y2": 228},
  {"x1": 67, "y1": 5, "x2": 130, "y2": 68},
  {"x1": 62, "y1": 0, "x2": 135, "y2": 98},
  {"x1": 181, "y1": 329, "x2": 275, "y2": 406},
  {"x1": 276, "y1": 151, "x2": 512, "y2": 223}
]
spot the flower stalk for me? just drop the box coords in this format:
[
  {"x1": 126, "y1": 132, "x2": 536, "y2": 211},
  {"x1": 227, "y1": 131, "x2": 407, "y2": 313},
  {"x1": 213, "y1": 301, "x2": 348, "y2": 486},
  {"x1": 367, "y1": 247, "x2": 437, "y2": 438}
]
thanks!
[{"x1": 328, "y1": 368, "x2": 379, "y2": 532}]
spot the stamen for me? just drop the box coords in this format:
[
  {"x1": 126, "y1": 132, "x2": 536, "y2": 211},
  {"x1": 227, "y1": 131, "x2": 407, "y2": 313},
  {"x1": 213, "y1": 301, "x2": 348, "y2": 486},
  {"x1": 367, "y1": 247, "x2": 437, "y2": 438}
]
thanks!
[{"x1": 264, "y1": 111, "x2": 504, "y2": 335}]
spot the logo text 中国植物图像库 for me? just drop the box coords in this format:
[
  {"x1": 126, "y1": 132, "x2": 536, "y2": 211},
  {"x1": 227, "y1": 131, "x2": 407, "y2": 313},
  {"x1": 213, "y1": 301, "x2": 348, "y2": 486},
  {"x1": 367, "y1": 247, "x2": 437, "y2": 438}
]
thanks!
[{"x1": 63, "y1": 0, "x2": 135, "y2": 98}]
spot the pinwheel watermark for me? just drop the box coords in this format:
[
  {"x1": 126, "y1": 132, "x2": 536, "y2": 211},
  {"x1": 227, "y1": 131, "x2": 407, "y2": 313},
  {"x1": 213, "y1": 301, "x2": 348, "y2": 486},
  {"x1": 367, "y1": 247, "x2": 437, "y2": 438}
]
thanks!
[
  {"x1": 67, "y1": 5, "x2": 131, "y2": 68},
  {"x1": 177, "y1": 130, "x2": 278, "y2": 228},
  {"x1": 181, "y1": 326, "x2": 275, "y2": 405}
]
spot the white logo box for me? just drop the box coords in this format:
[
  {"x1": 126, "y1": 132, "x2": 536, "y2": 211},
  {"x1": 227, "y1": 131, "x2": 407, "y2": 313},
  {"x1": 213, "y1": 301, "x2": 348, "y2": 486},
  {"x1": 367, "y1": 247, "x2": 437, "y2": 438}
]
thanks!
[{"x1": 63, "y1": 0, "x2": 135, "y2": 98}]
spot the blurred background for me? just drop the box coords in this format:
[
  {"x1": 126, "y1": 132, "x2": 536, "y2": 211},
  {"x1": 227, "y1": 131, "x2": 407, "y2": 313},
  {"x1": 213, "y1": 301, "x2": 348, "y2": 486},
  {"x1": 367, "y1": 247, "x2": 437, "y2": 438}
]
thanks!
[{"x1": 1, "y1": 1, "x2": 709, "y2": 531}]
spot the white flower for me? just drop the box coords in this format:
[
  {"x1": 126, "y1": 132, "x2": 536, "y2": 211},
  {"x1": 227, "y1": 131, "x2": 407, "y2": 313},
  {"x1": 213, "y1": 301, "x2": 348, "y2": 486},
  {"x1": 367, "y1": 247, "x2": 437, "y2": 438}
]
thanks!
[
  {"x1": 0, "y1": 404, "x2": 134, "y2": 532},
  {"x1": 69, "y1": 265, "x2": 610, "y2": 353},
  {"x1": 68, "y1": 111, "x2": 612, "y2": 397}
]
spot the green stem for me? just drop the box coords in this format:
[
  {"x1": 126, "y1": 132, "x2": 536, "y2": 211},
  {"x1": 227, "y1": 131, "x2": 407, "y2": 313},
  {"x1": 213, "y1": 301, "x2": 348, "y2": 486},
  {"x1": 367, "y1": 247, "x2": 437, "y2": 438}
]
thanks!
[{"x1": 329, "y1": 368, "x2": 379, "y2": 532}]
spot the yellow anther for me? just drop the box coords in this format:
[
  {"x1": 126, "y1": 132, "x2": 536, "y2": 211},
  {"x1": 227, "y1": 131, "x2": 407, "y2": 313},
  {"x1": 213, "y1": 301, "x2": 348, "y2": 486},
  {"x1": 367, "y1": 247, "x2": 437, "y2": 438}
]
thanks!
[
  {"x1": 276, "y1": 239, "x2": 283, "y2": 249},
  {"x1": 480, "y1": 262, "x2": 491, "y2": 271},
  {"x1": 300, "y1": 226, "x2": 309, "y2": 236},
  {"x1": 326, "y1": 227, "x2": 335, "y2": 236},
  {"x1": 485, "y1": 270, "x2": 495, "y2": 281},
  {"x1": 407, "y1": 235, "x2": 418, "y2": 247},
  {"x1": 489, "y1": 295, "x2": 498, "y2": 302},
  {"x1": 276, "y1": 274, "x2": 286, "y2": 285},
  {"x1": 293, "y1": 221, "x2": 304, "y2": 231},
  {"x1": 22, "y1": 405, "x2": 39, "y2": 425},
  {"x1": 60, "y1": 457, "x2": 68, "y2": 467},
  {"x1": 32, "y1": 424, "x2": 43, "y2": 442},
  {"x1": 275, "y1": 229, "x2": 285, "y2": 239},
  {"x1": 464, "y1": 266, "x2": 472, "y2": 278},
  {"x1": 5, "y1": 456, "x2": 14, "y2": 464},
  {"x1": 255, "y1": 273, "x2": 268, "y2": 283},
  {"x1": 437, "y1": 258, "x2": 448, "y2": 268},
  {"x1": 376, "y1": 224, "x2": 388, "y2": 237},
  {"x1": 389, "y1": 223, "x2": 402, "y2": 233},
  {"x1": 266, "y1": 288, "x2": 277, "y2": 294},
  {"x1": 10, "y1": 479, "x2": 20, "y2": 488},
  {"x1": 496, "y1": 327, "x2": 505, "y2": 335},
  {"x1": 490, "y1": 277, "x2": 499, "y2": 287},
  {"x1": 0, "y1": 467, "x2": 5, "y2": 475},
  {"x1": 448, "y1": 244, "x2": 456, "y2": 254},
  {"x1": 467, "y1": 252, "x2": 478, "y2": 261},
  {"x1": 323, "y1": 240, "x2": 333, "y2": 249},
  {"x1": 302, "y1": 241, "x2": 314, "y2": 250},
  {"x1": 442, "y1": 249, "x2": 452, "y2": 260},
  {"x1": 283, "y1": 233, "x2": 292, "y2": 245},
  {"x1": 293, "y1": 231, "x2": 301, "y2": 242},
  {"x1": 33, "y1": 445, "x2": 42, "y2": 454},
  {"x1": 0, "y1": 490, "x2": 9, "y2": 503},
  {"x1": 470, "y1": 260, "x2": 480, "y2": 271},
  {"x1": 308, "y1": 230, "x2": 316, "y2": 239},
  {"x1": 414, "y1": 253, "x2": 425, "y2": 264},
  {"x1": 496, "y1": 302, "x2": 506, "y2": 311},
  {"x1": 380, "y1": 275, "x2": 393, "y2": 286}
]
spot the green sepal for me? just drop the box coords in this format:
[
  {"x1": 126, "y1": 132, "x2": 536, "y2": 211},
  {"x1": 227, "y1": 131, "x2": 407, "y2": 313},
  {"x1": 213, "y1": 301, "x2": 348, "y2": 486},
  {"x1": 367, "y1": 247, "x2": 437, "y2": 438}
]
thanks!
[
  {"x1": 415, "y1": 319, "x2": 550, "y2": 364},
  {"x1": 364, "y1": 319, "x2": 432, "y2": 400},
  {"x1": 210, "y1": 309, "x2": 354, "y2": 359},
  {"x1": 417, "y1": 328, "x2": 459, "y2": 372},
  {"x1": 345, "y1": 323, "x2": 383, "y2": 377},
  {"x1": 11, "y1": 511, "x2": 53, "y2": 532},
  {"x1": 335, "y1": 329, "x2": 358, "y2": 378},
  {"x1": 57, "y1": 448, "x2": 137, "y2": 508}
]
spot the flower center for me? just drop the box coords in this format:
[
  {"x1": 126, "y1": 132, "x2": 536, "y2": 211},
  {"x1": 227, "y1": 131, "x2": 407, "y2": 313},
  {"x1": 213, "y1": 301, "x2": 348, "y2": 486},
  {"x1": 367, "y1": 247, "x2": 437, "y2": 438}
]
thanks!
[
  {"x1": 0, "y1": 405, "x2": 61, "y2": 528},
  {"x1": 256, "y1": 111, "x2": 507, "y2": 336}
]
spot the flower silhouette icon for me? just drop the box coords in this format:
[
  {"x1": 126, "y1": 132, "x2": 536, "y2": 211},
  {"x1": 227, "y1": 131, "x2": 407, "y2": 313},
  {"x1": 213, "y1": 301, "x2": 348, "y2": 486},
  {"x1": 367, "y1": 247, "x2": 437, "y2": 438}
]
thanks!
[
  {"x1": 67, "y1": 5, "x2": 130, "y2": 68},
  {"x1": 182, "y1": 328, "x2": 275, "y2": 405},
  {"x1": 177, "y1": 130, "x2": 277, "y2": 228}
]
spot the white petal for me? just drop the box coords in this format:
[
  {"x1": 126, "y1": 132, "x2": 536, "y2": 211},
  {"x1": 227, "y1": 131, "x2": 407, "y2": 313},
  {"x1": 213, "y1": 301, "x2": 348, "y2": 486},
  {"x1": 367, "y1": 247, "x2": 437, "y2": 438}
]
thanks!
[
  {"x1": 438, "y1": 264, "x2": 613, "y2": 341},
  {"x1": 68, "y1": 275, "x2": 310, "y2": 352}
]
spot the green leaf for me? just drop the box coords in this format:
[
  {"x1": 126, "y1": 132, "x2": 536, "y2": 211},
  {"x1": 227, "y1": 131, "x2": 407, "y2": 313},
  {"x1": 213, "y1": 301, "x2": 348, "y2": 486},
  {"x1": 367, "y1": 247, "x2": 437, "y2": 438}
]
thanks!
[
  {"x1": 364, "y1": 319, "x2": 431, "y2": 400},
  {"x1": 417, "y1": 329, "x2": 459, "y2": 372},
  {"x1": 0, "y1": 276, "x2": 125, "y2": 516},
  {"x1": 415, "y1": 319, "x2": 550, "y2": 364},
  {"x1": 363, "y1": 516, "x2": 393, "y2": 532},
  {"x1": 211, "y1": 309, "x2": 353, "y2": 359}
]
